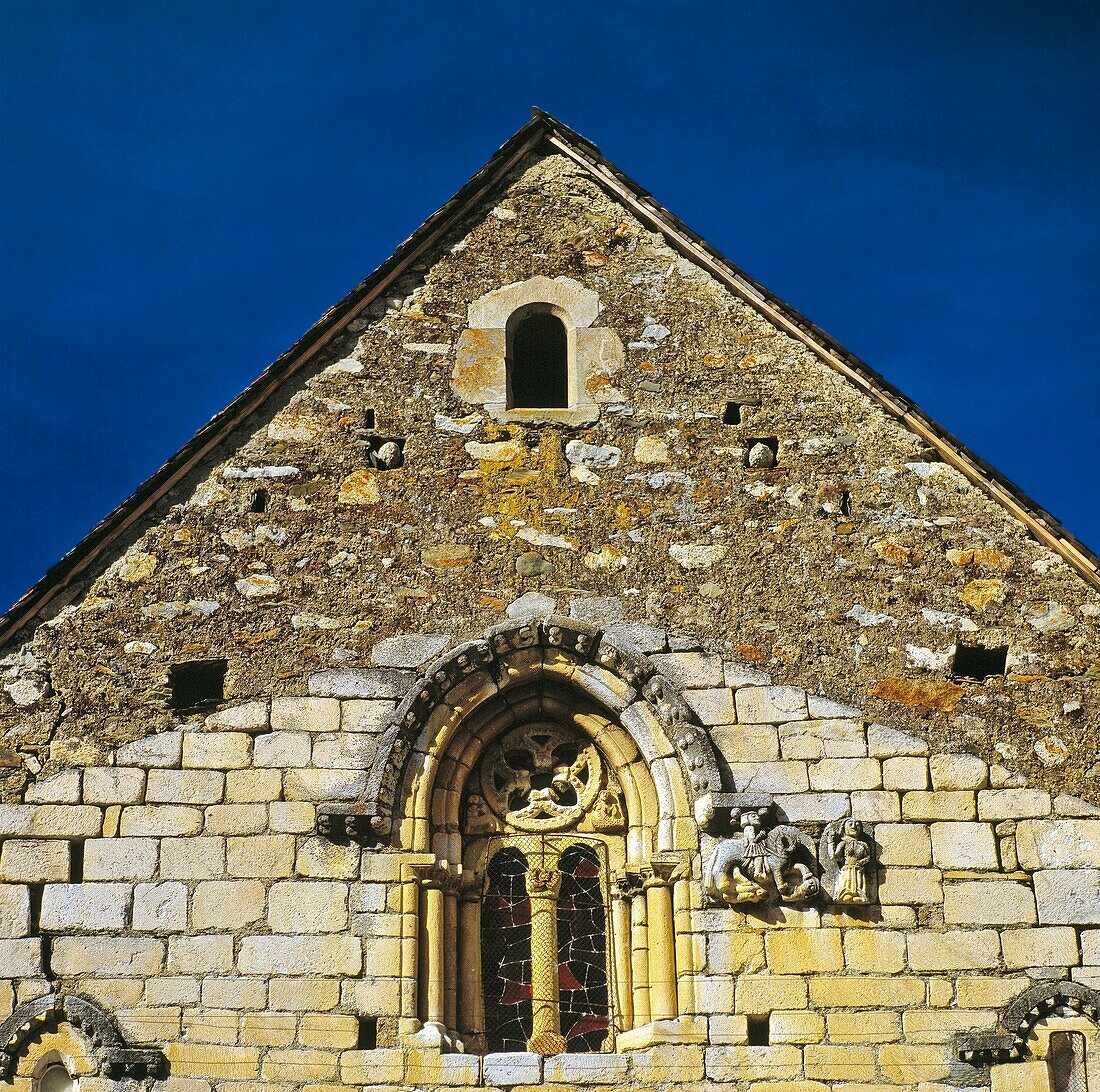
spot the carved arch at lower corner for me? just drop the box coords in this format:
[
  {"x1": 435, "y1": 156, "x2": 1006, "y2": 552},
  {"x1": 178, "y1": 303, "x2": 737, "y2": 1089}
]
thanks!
[
  {"x1": 0, "y1": 994, "x2": 167, "y2": 1084},
  {"x1": 957, "y1": 980, "x2": 1100, "y2": 1066},
  {"x1": 318, "y1": 616, "x2": 725, "y2": 846}
]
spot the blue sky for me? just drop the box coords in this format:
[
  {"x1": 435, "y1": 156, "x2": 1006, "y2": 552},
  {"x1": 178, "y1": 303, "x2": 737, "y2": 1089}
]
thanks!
[{"x1": 1, "y1": 2, "x2": 1098, "y2": 612}]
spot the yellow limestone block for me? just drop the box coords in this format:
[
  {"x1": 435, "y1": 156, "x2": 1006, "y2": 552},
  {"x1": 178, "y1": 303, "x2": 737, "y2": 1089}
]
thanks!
[
  {"x1": 879, "y1": 1043, "x2": 952, "y2": 1083},
  {"x1": 991, "y1": 1060, "x2": 1052, "y2": 1092},
  {"x1": 165, "y1": 1043, "x2": 260, "y2": 1080}
]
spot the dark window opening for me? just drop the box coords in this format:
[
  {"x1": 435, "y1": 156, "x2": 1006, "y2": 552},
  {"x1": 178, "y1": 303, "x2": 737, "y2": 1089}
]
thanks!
[
  {"x1": 952, "y1": 644, "x2": 1008, "y2": 681},
  {"x1": 249, "y1": 489, "x2": 269, "y2": 513},
  {"x1": 557, "y1": 843, "x2": 610, "y2": 1053},
  {"x1": 28, "y1": 884, "x2": 43, "y2": 932},
  {"x1": 70, "y1": 840, "x2": 84, "y2": 883},
  {"x1": 509, "y1": 311, "x2": 568, "y2": 409},
  {"x1": 747, "y1": 1014, "x2": 770, "y2": 1045},
  {"x1": 482, "y1": 847, "x2": 532, "y2": 1052},
  {"x1": 722, "y1": 401, "x2": 742, "y2": 425},
  {"x1": 1049, "y1": 1031, "x2": 1087, "y2": 1092},
  {"x1": 367, "y1": 436, "x2": 405, "y2": 471},
  {"x1": 840, "y1": 490, "x2": 852, "y2": 517},
  {"x1": 356, "y1": 1017, "x2": 378, "y2": 1050},
  {"x1": 169, "y1": 659, "x2": 228, "y2": 713},
  {"x1": 364, "y1": 408, "x2": 376, "y2": 430},
  {"x1": 41, "y1": 934, "x2": 54, "y2": 980}
]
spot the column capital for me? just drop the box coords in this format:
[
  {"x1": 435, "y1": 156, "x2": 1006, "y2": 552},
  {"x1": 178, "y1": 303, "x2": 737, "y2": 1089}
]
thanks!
[
  {"x1": 641, "y1": 852, "x2": 689, "y2": 887},
  {"x1": 525, "y1": 863, "x2": 562, "y2": 898},
  {"x1": 614, "y1": 871, "x2": 644, "y2": 899},
  {"x1": 411, "y1": 860, "x2": 461, "y2": 892}
]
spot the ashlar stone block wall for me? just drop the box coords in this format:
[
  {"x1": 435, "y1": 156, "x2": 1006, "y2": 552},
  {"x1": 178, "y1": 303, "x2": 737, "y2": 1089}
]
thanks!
[{"x1": 2, "y1": 625, "x2": 1098, "y2": 1090}]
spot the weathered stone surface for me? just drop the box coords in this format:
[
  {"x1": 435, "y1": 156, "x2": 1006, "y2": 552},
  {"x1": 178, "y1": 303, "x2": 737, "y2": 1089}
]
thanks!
[
  {"x1": 735, "y1": 685, "x2": 809, "y2": 724},
  {"x1": 0, "y1": 885, "x2": 30, "y2": 938},
  {"x1": 307, "y1": 669, "x2": 414, "y2": 700},
  {"x1": 1034, "y1": 869, "x2": 1100, "y2": 923},
  {"x1": 370, "y1": 634, "x2": 450, "y2": 668},
  {"x1": 83, "y1": 837, "x2": 158, "y2": 880},
  {"x1": 929, "y1": 822, "x2": 999, "y2": 869},
  {"x1": 237, "y1": 935, "x2": 362, "y2": 975},
  {"x1": 0, "y1": 838, "x2": 68, "y2": 883},
  {"x1": 482, "y1": 1053, "x2": 542, "y2": 1086},
  {"x1": 205, "y1": 700, "x2": 270, "y2": 733},
  {"x1": 943, "y1": 879, "x2": 1037, "y2": 925},
  {"x1": 1016, "y1": 819, "x2": 1100, "y2": 869},
  {"x1": 779, "y1": 718, "x2": 866, "y2": 759}
]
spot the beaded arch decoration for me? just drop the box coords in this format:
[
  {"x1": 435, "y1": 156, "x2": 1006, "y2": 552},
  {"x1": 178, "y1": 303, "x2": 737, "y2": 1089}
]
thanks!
[
  {"x1": 957, "y1": 980, "x2": 1100, "y2": 1065},
  {"x1": 0, "y1": 994, "x2": 167, "y2": 1082},
  {"x1": 318, "y1": 616, "x2": 723, "y2": 845}
]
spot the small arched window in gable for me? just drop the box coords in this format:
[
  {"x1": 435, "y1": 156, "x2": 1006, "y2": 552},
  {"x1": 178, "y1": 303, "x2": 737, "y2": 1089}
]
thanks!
[{"x1": 507, "y1": 306, "x2": 569, "y2": 409}]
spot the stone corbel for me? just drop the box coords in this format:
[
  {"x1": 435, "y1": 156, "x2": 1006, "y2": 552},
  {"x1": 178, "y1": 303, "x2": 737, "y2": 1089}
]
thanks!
[
  {"x1": 0, "y1": 994, "x2": 167, "y2": 1083},
  {"x1": 316, "y1": 809, "x2": 382, "y2": 846}
]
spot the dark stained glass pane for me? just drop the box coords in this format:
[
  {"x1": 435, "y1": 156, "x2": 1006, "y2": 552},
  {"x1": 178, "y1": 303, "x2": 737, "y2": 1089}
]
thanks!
[
  {"x1": 482, "y1": 847, "x2": 532, "y2": 1052},
  {"x1": 556, "y1": 842, "x2": 610, "y2": 1052}
]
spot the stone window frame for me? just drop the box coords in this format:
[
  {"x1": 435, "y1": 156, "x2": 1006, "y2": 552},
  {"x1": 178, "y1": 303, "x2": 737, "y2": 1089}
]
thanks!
[
  {"x1": 1023, "y1": 1016, "x2": 1099, "y2": 1091},
  {"x1": 473, "y1": 832, "x2": 620, "y2": 1056},
  {"x1": 452, "y1": 275, "x2": 624, "y2": 426}
]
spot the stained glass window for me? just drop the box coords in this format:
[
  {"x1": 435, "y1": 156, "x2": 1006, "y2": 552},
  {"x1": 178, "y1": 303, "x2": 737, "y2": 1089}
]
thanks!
[
  {"x1": 557, "y1": 843, "x2": 611, "y2": 1052},
  {"x1": 482, "y1": 847, "x2": 532, "y2": 1052}
]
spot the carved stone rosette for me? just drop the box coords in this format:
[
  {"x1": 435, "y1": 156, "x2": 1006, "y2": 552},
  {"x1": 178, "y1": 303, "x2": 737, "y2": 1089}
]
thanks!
[{"x1": 472, "y1": 723, "x2": 624, "y2": 835}]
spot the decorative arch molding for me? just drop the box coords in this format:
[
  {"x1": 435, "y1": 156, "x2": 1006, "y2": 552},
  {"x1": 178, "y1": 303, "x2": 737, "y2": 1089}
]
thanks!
[
  {"x1": 318, "y1": 616, "x2": 723, "y2": 847},
  {"x1": 958, "y1": 980, "x2": 1100, "y2": 1065},
  {"x1": 0, "y1": 994, "x2": 167, "y2": 1083}
]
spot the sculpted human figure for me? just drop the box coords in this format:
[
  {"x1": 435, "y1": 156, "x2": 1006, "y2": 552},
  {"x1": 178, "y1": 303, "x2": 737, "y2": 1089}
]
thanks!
[{"x1": 826, "y1": 817, "x2": 872, "y2": 904}]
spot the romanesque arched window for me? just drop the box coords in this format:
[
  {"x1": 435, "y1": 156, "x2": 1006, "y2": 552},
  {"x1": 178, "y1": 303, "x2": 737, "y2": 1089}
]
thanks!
[
  {"x1": 507, "y1": 306, "x2": 569, "y2": 408},
  {"x1": 367, "y1": 621, "x2": 715, "y2": 1058},
  {"x1": 35, "y1": 1063, "x2": 76, "y2": 1092},
  {"x1": 468, "y1": 724, "x2": 623, "y2": 1054}
]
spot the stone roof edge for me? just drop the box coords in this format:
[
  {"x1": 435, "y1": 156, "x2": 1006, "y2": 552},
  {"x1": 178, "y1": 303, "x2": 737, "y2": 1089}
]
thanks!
[{"x1": 1, "y1": 109, "x2": 1096, "y2": 646}]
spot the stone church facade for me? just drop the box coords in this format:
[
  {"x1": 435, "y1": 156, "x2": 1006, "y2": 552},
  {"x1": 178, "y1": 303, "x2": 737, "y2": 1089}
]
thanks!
[{"x1": 1, "y1": 111, "x2": 1099, "y2": 1091}]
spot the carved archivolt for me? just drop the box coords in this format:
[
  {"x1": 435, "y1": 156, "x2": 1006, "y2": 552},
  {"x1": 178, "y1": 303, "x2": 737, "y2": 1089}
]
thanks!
[
  {"x1": 0, "y1": 994, "x2": 166, "y2": 1083},
  {"x1": 320, "y1": 617, "x2": 722, "y2": 845},
  {"x1": 958, "y1": 980, "x2": 1100, "y2": 1065}
]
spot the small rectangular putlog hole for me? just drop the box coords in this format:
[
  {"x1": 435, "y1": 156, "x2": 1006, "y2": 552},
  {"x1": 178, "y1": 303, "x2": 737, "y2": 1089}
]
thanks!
[
  {"x1": 363, "y1": 408, "x2": 376, "y2": 430},
  {"x1": 840, "y1": 489, "x2": 852, "y2": 517},
  {"x1": 356, "y1": 1017, "x2": 378, "y2": 1050},
  {"x1": 169, "y1": 659, "x2": 228, "y2": 713},
  {"x1": 249, "y1": 488, "x2": 269, "y2": 513},
  {"x1": 952, "y1": 644, "x2": 1008, "y2": 680},
  {"x1": 722, "y1": 401, "x2": 742, "y2": 425},
  {"x1": 747, "y1": 1014, "x2": 770, "y2": 1045},
  {"x1": 70, "y1": 840, "x2": 85, "y2": 883}
]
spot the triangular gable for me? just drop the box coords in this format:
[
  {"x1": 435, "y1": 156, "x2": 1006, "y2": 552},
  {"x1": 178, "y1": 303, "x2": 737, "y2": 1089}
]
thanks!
[{"x1": 3, "y1": 109, "x2": 1096, "y2": 645}]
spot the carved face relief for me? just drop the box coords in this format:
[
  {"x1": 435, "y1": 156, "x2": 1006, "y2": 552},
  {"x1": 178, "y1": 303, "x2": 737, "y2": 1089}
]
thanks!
[{"x1": 476, "y1": 724, "x2": 613, "y2": 833}]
